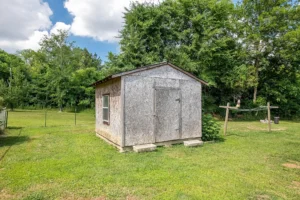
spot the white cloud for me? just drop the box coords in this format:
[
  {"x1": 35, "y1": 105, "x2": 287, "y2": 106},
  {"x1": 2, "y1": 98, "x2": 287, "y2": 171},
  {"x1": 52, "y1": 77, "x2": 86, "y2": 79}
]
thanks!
[
  {"x1": 0, "y1": 0, "x2": 52, "y2": 41},
  {"x1": 0, "y1": 0, "x2": 52, "y2": 52},
  {"x1": 64, "y1": 0, "x2": 159, "y2": 42},
  {"x1": 0, "y1": 30, "x2": 48, "y2": 53},
  {"x1": 0, "y1": 21, "x2": 71, "y2": 53},
  {"x1": 0, "y1": 0, "x2": 72, "y2": 53},
  {"x1": 0, "y1": 0, "x2": 161, "y2": 53},
  {"x1": 50, "y1": 22, "x2": 71, "y2": 35}
]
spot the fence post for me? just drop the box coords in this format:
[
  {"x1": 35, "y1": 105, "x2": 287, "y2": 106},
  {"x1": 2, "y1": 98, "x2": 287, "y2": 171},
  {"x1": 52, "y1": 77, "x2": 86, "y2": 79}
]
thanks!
[
  {"x1": 5, "y1": 110, "x2": 8, "y2": 128},
  {"x1": 224, "y1": 102, "x2": 230, "y2": 136},
  {"x1": 44, "y1": 110, "x2": 47, "y2": 127},
  {"x1": 75, "y1": 107, "x2": 77, "y2": 125},
  {"x1": 267, "y1": 102, "x2": 271, "y2": 132}
]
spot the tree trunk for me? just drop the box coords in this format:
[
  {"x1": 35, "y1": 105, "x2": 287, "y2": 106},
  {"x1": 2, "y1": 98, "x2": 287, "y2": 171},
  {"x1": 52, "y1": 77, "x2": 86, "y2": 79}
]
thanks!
[{"x1": 253, "y1": 86, "x2": 257, "y2": 104}]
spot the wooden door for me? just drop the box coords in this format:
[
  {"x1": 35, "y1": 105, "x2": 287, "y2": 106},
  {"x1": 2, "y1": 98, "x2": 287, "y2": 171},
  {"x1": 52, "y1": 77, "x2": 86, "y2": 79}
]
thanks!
[{"x1": 155, "y1": 88, "x2": 181, "y2": 142}]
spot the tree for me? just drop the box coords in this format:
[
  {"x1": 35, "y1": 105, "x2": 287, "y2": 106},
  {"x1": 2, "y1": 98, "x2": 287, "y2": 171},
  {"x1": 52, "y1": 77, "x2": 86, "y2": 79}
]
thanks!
[
  {"x1": 39, "y1": 30, "x2": 74, "y2": 111},
  {"x1": 118, "y1": 0, "x2": 238, "y2": 108},
  {"x1": 0, "y1": 50, "x2": 30, "y2": 110},
  {"x1": 235, "y1": 0, "x2": 300, "y2": 103}
]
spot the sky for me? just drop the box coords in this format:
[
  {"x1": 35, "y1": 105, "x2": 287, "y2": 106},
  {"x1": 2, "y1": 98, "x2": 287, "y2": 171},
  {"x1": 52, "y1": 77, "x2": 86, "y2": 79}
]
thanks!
[
  {"x1": 0, "y1": 0, "x2": 237, "y2": 61},
  {"x1": 0, "y1": 0, "x2": 156, "y2": 61}
]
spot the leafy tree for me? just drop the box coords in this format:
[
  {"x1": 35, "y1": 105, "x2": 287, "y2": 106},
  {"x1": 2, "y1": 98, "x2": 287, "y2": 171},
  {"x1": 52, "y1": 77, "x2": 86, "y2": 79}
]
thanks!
[
  {"x1": 235, "y1": 0, "x2": 300, "y2": 103},
  {"x1": 0, "y1": 50, "x2": 30, "y2": 110},
  {"x1": 39, "y1": 30, "x2": 75, "y2": 111}
]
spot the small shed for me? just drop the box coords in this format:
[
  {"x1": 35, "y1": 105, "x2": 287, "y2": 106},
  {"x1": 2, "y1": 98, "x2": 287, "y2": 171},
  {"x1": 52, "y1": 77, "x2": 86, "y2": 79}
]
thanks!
[
  {"x1": 0, "y1": 109, "x2": 7, "y2": 132},
  {"x1": 93, "y1": 62, "x2": 208, "y2": 151}
]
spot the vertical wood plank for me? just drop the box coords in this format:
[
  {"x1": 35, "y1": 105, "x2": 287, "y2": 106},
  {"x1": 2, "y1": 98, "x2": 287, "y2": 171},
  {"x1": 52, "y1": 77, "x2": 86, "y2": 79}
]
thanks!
[
  {"x1": 224, "y1": 102, "x2": 230, "y2": 136},
  {"x1": 267, "y1": 102, "x2": 271, "y2": 132},
  {"x1": 120, "y1": 77, "x2": 125, "y2": 148}
]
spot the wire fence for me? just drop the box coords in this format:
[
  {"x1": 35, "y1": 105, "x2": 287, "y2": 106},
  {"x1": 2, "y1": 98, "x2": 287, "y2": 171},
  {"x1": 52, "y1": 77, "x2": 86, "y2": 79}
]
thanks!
[{"x1": 5, "y1": 109, "x2": 95, "y2": 128}]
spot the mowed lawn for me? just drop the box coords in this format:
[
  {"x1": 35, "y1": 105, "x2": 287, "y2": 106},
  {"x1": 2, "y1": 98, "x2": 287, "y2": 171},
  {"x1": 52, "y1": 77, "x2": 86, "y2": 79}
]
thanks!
[{"x1": 0, "y1": 110, "x2": 299, "y2": 200}]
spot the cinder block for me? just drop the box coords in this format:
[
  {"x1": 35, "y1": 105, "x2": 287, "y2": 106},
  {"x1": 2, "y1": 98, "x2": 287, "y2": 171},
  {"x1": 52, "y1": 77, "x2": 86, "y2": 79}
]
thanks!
[
  {"x1": 133, "y1": 144, "x2": 157, "y2": 153},
  {"x1": 184, "y1": 140, "x2": 203, "y2": 147}
]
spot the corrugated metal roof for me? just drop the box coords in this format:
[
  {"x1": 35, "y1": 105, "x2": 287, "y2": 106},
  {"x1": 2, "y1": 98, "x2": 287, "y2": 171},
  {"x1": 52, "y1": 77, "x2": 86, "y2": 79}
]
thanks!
[{"x1": 92, "y1": 62, "x2": 208, "y2": 86}]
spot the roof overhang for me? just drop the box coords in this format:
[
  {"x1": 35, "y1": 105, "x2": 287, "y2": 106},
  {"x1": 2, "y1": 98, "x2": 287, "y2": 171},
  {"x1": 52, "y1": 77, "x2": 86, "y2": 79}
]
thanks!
[{"x1": 91, "y1": 62, "x2": 208, "y2": 86}]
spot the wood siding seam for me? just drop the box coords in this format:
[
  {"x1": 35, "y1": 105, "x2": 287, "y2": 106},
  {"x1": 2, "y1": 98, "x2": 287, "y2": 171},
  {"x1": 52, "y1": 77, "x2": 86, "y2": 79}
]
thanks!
[{"x1": 121, "y1": 77, "x2": 125, "y2": 147}]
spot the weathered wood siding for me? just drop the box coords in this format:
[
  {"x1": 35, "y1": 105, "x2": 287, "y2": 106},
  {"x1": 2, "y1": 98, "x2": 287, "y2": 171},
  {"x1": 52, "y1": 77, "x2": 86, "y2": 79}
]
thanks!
[
  {"x1": 95, "y1": 77, "x2": 122, "y2": 145},
  {"x1": 123, "y1": 65, "x2": 202, "y2": 146},
  {"x1": 181, "y1": 80, "x2": 202, "y2": 139},
  {"x1": 0, "y1": 109, "x2": 6, "y2": 131}
]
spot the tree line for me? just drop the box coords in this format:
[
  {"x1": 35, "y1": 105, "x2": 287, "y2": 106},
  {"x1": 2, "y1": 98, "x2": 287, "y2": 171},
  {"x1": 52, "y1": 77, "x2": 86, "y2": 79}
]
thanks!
[
  {"x1": 1, "y1": 0, "x2": 300, "y2": 118},
  {"x1": 0, "y1": 31, "x2": 104, "y2": 111}
]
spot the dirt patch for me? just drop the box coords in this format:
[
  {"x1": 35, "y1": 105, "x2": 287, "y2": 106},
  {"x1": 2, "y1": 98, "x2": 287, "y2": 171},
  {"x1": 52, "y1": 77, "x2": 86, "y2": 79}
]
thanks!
[
  {"x1": 255, "y1": 194, "x2": 271, "y2": 200},
  {"x1": 291, "y1": 181, "x2": 300, "y2": 189},
  {"x1": 62, "y1": 196, "x2": 107, "y2": 200},
  {"x1": 283, "y1": 161, "x2": 300, "y2": 169},
  {"x1": 91, "y1": 197, "x2": 106, "y2": 200},
  {"x1": 126, "y1": 195, "x2": 140, "y2": 200},
  {"x1": 0, "y1": 189, "x2": 19, "y2": 200},
  {"x1": 247, "y1": 126, "x2": 286, "y2": 131}
]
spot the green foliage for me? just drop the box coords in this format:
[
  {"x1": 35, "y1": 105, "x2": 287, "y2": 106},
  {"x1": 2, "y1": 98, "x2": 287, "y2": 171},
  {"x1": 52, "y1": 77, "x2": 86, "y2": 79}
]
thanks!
[
  {"x1": 1, "y1": 0, "x2": 300, "y2": 118},
  {"x1": 0, "y1": 96, "x2": 3, "y2": 109},
  {"x1": 0, "y1": 30, "x2": 103, "y2": 110},
  {"x1": 202, "y1": 114, "x2": 221, "y2": 141},
  {"x1": 116, "y1": 0, "x2": 300, "y2": 118}
]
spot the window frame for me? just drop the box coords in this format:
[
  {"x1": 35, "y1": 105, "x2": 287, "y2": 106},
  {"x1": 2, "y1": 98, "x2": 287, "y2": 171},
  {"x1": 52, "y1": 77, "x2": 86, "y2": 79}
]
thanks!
[{"x1": 102, "y1": 94, "x2": 110, "y2": 125}]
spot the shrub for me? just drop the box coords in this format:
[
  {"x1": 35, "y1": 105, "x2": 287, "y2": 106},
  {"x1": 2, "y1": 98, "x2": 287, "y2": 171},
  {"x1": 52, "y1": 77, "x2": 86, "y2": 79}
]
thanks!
[
  {"x1": 0, "y1": 96, "x2": 3, "y2": 110},
  {"x1": 202, "y1": 114, "x2": 221, "y2": 141}
]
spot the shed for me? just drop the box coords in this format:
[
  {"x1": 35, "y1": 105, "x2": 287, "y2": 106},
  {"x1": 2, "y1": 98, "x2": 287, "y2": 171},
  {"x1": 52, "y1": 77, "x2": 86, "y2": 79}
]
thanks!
[
  {"x1": 0, "y1": 109, "x2": 7, "y2": 132},
  {"x1": 93, "y1": 62, "x2": 208, "y2": 151}
]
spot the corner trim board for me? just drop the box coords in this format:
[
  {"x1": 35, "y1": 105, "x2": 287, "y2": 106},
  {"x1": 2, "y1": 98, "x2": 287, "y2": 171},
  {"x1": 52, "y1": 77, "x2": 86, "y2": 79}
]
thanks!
[{"x1": 121, "y1": 76, "x2": 125, "y2": 147}]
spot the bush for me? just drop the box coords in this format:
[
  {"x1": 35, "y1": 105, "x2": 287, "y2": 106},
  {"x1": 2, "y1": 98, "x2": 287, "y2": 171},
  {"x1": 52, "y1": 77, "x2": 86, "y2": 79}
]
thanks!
[
  {"x1": 0, "y1": 96, "x2": 3, "y2": 110},
  {"x1": 202, "y1": 114, "x2": 221, "y2": 141}
]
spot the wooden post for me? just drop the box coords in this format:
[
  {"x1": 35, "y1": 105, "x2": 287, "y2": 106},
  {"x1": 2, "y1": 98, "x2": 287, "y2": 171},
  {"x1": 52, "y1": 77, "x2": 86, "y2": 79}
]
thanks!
[
  {"x1": 5, "y1": 110, "x2": 8, "y2": 128},
  {"x1": 75, "y1": 107, "x2": 77, "y2": 125},
  {"x1": 267, "y1": 102, "x2": 271, "y2": 132},
  {"x1": 44, "y1": 110, "x2": 47, "y2": 127},
  {"x1": 224, "y1": 102, "x2": 230, "y2": 136}
]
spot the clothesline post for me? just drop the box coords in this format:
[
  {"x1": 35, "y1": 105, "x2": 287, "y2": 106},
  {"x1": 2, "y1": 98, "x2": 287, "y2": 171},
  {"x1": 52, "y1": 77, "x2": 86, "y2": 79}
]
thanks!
[
  {"x1": 219, "y1": 102, "x2": 279, "y2": 135},
  {"x1": 267, "y1": 102, "x2": 271, "y2": 132},
  {"x1": 224, "y1": 102, "x2": 230, "y2": 136}
]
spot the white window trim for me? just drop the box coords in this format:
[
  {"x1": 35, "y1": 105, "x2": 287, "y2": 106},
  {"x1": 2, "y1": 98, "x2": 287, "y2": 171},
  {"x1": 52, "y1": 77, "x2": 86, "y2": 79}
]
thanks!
[{"x1": 102, "y1": 94, "x2": 110, "y2": 124}]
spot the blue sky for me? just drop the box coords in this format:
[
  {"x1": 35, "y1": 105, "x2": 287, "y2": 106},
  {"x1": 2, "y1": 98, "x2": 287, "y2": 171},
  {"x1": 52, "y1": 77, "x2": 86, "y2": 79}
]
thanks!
[
  {"x1": 0, "y1": 0, "x2": 133, "y2": 61},
  {"x1": 45, "y1": 0, "x2": 119, "y2": 61},
  {"x1": 0, "y1": 0, "x2": 237, "y2": 61}
]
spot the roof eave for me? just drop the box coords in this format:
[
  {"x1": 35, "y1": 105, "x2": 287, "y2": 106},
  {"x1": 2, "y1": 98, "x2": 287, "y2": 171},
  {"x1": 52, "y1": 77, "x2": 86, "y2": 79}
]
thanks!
[{"x1": 92, "y1": 62, "x2": 209, "y2": 86}]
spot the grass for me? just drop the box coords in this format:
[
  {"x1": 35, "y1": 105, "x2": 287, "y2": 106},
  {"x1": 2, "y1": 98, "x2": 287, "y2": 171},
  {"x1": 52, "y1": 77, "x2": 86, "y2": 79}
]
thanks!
[{"x1": 0, "y1": 110, "x2": 299, "y2": 200}]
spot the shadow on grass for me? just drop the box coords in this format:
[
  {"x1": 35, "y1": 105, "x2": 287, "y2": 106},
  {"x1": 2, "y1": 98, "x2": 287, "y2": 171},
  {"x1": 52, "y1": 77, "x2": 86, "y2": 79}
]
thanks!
[
  {"x1": 7, "y1": 126, "x2": 23, "y2": 130},
  {"x1": 0, "y1": 135, "x2": 29, "y2": 147},
  {"x1": 226, "y1": 133, "x2": 249, "y2": 137},
  {"x1": 215, "y1": 137, "x2": 225, "y2": 142},
  {"x1": 203, "y1": 137, "x2": 226, "y2": 143},
  {"x1": 0, "y1": 129, "x2": 27, "y2": 162}
]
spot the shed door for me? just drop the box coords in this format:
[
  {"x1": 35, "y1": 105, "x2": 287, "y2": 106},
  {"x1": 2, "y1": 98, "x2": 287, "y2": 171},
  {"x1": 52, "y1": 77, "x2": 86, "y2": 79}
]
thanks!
[{"x1": 155, "y1": 88, "x2": 181, "y2": 142}]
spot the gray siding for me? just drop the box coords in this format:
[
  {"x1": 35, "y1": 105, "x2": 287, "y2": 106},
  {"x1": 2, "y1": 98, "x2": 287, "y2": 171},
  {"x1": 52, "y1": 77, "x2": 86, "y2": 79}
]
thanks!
[
  {"x1": 123, "y1": 75, "x2": 155, "y2": 146},
  {"x1": 181, "y1": 80, "x2": 202, "y2": 138},
  {"x1": 95, "y1": 77, "x2": 122, "y2": 145},
  {"x1": 0, "y1": 110, "x2": 6, "y2": 131},
  {"x1": 132, "y1": 65, "x2": 195, "y2": 81},
  {"x1": 123, "y1": 65, "x2": 202, "y2": 146}
]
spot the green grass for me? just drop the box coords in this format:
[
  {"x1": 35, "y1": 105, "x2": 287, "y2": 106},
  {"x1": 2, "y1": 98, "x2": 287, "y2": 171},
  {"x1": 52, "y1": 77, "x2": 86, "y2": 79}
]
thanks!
[{"x1": 0, "y1": 110, "x2": 299, "y2": 200}]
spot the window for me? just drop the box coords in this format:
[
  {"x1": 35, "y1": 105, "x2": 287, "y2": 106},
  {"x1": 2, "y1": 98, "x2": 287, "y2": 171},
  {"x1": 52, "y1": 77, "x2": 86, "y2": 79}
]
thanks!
[{"x1": 102, "y1": 95, "x2": 110, "y2": 124}]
